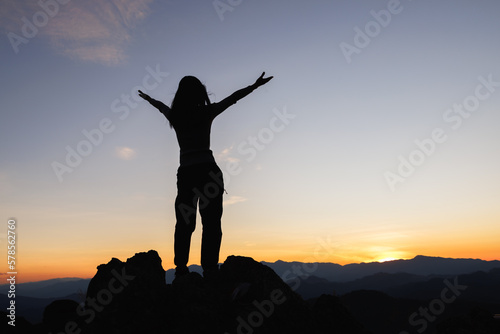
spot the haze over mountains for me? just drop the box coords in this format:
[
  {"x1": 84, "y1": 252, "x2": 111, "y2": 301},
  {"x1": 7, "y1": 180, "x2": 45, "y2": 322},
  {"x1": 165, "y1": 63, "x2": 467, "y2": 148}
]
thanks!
[
  {"x1": 263, "y1": 255, "x2": 500, "y2": 282},
  {"x1": 3, "y1": 255, "x2": 500, "y2": 298}
]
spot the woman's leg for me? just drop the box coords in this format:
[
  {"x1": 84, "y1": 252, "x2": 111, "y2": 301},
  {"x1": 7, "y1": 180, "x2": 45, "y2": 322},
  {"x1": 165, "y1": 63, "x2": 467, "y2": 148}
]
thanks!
[
  {"x1": 173, "y1": 167, "x2": 198, "y2": 274},
  {"x1": 199, "y1": 164, "x2": 224, "y2": 273}
]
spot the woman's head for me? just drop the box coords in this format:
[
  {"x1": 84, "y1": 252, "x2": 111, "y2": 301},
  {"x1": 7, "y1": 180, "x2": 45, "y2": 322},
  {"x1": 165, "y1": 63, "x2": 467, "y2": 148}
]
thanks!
[{"x1": 171, "y1": 76, "x2": 211, "y2": 111}]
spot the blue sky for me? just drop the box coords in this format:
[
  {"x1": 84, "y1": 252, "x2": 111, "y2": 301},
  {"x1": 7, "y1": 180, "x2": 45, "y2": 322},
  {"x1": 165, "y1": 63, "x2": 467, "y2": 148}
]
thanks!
[{"x1": 1, "y1": 0, "x2": 500, "y2": 281}]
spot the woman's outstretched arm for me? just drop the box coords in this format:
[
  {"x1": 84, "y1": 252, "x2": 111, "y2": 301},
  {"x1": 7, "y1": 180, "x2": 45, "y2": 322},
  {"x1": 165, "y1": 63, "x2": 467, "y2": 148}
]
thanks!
[
  {"x1": 212, "y1": 72, "x2": 273, "y2": 117},
  {"x1": 138, "y1": 90, "x2": 171, "y2": 119}
]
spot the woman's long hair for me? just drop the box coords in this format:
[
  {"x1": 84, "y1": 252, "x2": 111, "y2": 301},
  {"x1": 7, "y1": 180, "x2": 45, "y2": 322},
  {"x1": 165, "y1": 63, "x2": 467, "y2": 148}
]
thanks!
[{"x1": 169, "y1": 76, "x2": 211, "y2": 128}]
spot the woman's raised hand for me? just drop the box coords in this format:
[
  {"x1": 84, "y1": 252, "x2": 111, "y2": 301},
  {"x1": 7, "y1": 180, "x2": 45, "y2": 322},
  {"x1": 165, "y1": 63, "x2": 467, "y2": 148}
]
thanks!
[
  {"x1": 254, "y1": 72, "x2": 273, "y2": 88},
  {"x1": 138, "y1": 90, "x2": 152, "y2": 101}
]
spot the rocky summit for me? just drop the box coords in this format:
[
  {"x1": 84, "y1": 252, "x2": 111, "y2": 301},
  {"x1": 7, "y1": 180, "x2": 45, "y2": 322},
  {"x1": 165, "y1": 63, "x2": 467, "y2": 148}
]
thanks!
[{"x1": 29, "y1": 250, "x2": 367, "y2": 334}]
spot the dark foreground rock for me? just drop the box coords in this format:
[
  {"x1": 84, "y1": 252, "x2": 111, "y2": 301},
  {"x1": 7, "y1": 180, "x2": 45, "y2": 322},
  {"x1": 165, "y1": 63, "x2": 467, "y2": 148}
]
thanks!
[
  {"x1": 3, "y1": 251, "x2": 500, "y2": 334},
  {"x1": 19, "y1": 250, "x2": 368, "y2": 334}
]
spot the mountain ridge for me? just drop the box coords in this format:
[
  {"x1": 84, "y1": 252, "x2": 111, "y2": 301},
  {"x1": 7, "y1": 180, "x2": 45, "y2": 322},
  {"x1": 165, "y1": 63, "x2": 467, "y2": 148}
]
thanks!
[
  {"x1": 3, "y1": 255, "x2": 500, "y2": 294},
  {"x1": 262, "y1": 254, "x2": 500, "y2": 282}
]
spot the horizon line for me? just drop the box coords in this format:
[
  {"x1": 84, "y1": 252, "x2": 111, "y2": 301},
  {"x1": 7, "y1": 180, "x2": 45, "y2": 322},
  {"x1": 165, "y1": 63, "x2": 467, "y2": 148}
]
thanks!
[{"x1": 3, "y1": 254, "x2": 500, "y2": 285}]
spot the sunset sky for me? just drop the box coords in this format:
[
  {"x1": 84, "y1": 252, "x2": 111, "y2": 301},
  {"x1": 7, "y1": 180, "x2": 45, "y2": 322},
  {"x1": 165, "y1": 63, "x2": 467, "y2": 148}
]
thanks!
[{"x1": 1, "y1": 0, "x2": 500, "y2": 283}]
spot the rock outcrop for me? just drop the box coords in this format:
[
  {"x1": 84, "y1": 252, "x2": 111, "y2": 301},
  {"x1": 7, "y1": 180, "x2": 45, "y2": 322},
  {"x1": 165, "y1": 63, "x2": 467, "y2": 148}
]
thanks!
[{"x1": 33, "y1": 250, "x2": 368, "y2": 333}]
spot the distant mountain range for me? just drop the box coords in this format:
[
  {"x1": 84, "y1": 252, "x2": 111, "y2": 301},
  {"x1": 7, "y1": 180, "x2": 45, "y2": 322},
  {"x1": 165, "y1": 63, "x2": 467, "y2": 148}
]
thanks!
[
  {"x1": 0, "y1": 277, "x2": 89, "y2": 299},
  {"x1": 338, "y1": 268, "x2": 500, "y2": 334},
  {"x1": 295, "y1": 268, "x2": 500, "y2": 301},
  {"x1": 2, "y1": 255, "x2": 499, "y2": 325},
  {"x1": 261, "y1": 255, "x2": 500, "y2": 282},
  {"x1": 164, "y1": 255, "x2": 500, "y2": 283},
  {"x1": 3, "y1": 255, "x2": 500, "y2": 297}
]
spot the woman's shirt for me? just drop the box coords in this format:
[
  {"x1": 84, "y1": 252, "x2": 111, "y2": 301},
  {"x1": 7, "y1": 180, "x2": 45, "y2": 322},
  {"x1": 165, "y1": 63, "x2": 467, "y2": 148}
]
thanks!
[{"x1": 150, "y1": 85, "x2": 255, "y2": 167}]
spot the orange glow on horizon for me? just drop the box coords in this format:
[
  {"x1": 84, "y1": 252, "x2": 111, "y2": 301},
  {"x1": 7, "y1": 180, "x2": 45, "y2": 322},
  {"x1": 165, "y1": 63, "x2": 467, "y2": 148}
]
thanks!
[
  {"x1": 4, "y1": 243, "x2": 500, "y2": 284},
  {"x1": 376, "y1": 257, "x2": 398, "y2": 263}
]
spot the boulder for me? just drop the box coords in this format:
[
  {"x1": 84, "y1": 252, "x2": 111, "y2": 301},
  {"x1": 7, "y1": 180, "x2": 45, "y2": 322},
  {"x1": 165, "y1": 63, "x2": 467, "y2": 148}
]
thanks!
[{"x1": 41, "y1": 251, "x2": 368, "y2": 333}]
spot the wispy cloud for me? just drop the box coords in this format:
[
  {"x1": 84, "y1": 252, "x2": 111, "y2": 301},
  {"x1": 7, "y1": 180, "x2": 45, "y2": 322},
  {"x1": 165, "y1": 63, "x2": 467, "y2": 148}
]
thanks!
[
  {"x1": 217, "y1": 145, "x2": 240, "y2": 163},
  {"x1": 115, "y1": 146, "x2": 137, "y2": 160},
  {"x1": 1, "y1": 0, "x2": 153, "y2": 65},
  {"x1": 223, "y1": 195, "x2": 247, "y2": 207}
]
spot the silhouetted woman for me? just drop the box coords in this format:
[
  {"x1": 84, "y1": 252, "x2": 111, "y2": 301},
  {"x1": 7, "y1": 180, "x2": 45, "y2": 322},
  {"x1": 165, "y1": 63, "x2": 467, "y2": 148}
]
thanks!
[{"x1": 138, "y1": 72, "x2": 273, "y2": 278}]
